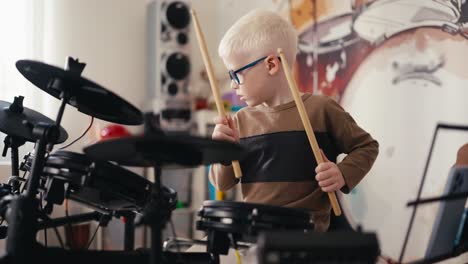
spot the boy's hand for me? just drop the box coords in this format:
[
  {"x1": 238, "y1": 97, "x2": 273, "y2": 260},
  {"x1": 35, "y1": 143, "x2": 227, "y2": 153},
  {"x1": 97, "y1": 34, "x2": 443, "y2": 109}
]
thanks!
[
  {"x1": 212, "y1": 115, "x2": 239, "y2": 143},
  {"x1": 315, "y1": 150, "x2": 345, "y2": 192}
]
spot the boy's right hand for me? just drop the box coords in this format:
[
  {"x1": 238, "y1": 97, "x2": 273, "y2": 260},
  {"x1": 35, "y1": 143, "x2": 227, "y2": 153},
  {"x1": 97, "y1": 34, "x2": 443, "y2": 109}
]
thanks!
[{"x1": 212, "y1": 115, "x2": 239, "y2": 143}]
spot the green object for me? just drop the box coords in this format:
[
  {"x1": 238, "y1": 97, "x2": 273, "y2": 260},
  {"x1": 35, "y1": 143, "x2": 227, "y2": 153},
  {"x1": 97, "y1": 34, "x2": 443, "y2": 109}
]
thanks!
[{"x1": 176, "y1": 201, "x2": 185, "y2": 209}]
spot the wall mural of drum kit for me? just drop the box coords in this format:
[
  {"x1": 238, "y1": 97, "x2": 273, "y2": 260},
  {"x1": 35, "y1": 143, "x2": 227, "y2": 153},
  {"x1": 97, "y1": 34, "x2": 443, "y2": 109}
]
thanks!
[{"x1": 292, "y1": 0, "x2": 468, "y2": 262}]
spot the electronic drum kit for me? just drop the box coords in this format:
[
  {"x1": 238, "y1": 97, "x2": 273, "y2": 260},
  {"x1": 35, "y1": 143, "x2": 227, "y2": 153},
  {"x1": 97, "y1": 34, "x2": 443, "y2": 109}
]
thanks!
[{"x1": 0, "y1": 57, "x2": 320, "y2": 264}]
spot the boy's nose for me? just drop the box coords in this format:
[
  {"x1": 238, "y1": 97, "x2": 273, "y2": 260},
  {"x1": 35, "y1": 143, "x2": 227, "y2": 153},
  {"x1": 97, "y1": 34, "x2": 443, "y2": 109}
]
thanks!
[{"x1": 230, "y1": 80, "x2": 239, "y2": 89}]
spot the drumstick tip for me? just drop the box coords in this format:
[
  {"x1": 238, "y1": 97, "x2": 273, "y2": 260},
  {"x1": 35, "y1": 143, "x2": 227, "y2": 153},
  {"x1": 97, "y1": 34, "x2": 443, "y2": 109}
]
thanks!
[
  {"x1": 190, "y1": 9, "x2": 196, "y2": 16},
  {"x1": 277, "y1": 48, "x2": 284, "y2": 54}
]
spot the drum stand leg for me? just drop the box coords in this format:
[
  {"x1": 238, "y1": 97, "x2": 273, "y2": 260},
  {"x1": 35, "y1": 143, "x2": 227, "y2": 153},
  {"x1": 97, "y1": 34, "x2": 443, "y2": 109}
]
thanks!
[
  {"x1": 2, "y1": 135, "x2": 26, "y2": 193},
  {"x1": 4, "y1": 123, "x2": 60, "y2": 263},
  {"x1": 151, "y1": 166, "x2": 164, "y2": 264},
  {"x1": 207, "y1": 230, "x2": 230, "y2": 256},
  {"x1": 4, "y1": 83, "x2": 70, "y2": 263},
  {"x1": 123, "y1": 212, "x2": 135, "y2": 251},
  {"x1": 1, "y1": 97, "x2": 27, "y2": 193},
  {"x1": 137, "y1": 166, "x2": 173, "y2": 264},
  {"x1": 36, "y1": 211, "x2": 107, "y2": 230}
]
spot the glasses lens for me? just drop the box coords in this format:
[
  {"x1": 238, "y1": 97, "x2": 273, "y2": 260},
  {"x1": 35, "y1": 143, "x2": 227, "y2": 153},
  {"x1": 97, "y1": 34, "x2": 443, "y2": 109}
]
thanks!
[
  {"x1": 229, "y1": 70, "x2": 240, "y2": 85},
  {"x1": 236, "y1": 74, "x2": 242, "y2": 85}
]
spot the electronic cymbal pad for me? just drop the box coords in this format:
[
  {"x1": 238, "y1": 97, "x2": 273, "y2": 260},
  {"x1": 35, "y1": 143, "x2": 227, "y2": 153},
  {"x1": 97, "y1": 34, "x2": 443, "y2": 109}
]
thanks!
[
  {"x1": 16, "y1": 59, "x2": 143, "y2": 125},
  {"x1": 83, "y1": 134, "x2": 246, "y2": 167},
  {"x1": 0, "y1": 97, "x2": 68, "y2": 143}
]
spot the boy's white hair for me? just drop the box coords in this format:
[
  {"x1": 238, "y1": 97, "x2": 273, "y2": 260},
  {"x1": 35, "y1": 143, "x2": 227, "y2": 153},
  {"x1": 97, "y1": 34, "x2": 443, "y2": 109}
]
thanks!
[{"x1": 218, "y1": 9, "x2": 298, "y2": 67}]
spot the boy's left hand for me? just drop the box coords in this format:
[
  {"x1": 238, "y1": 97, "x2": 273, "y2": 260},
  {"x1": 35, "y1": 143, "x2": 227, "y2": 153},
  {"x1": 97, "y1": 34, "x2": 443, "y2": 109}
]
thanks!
[{"x1": 315, "y1": 150, "x2": 345, "y2": 192}]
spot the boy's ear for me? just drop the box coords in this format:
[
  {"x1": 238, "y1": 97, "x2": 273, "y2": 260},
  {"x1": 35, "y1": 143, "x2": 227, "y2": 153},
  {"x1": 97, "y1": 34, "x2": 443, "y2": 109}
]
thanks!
[{"x1": 266, "y1": 55, "x2": 280, "y2": 75}]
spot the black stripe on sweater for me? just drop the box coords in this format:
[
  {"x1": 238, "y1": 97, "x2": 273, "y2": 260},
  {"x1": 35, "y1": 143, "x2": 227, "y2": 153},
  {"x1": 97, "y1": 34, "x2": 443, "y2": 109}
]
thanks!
[{"x1": 239, "y1": 131, "x2": 339, "y2": 183}]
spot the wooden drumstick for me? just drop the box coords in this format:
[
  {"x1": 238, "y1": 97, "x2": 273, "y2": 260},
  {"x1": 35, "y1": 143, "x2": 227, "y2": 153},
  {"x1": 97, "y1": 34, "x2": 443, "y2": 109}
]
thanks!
[
  {"x1": 190, "y1": 9, "x2": 243, "y2": 179},
  {"x1": 277, "y1": 48, "x2": 342, "y2": 216}
]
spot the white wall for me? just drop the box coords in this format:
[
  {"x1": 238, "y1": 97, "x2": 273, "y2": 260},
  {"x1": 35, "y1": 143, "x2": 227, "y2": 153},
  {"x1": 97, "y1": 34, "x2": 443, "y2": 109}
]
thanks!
[{"x1": 41, "y1": 0, "x2": 147, "y2": 152}]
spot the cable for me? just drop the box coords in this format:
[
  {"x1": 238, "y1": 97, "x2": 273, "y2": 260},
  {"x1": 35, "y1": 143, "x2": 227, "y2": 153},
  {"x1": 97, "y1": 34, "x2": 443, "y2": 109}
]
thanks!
[
  {"x1": 228, "y1": 233, "x2": 242, "y2": 264},
  {"x1": 39, "y1": 193, "x2": 47, "y2": 247},
  {"x1": 234, "y1": 250, "x2": 242, "y2": 264},
  {"x1": 86, "y1": 218, "x2": 102, "y2": 249},
  {"x1": 39, "y1": 212, "x2": 65, "y2": 249},
  {"x1": 59, "y1": 117, "x2": 94, "y2": 150},
  {"x1": 52, "y1": 225, "x2": 65, "y2": 249},
  {"x1": 20, "y1": 170, "x2": 28, "y2": 193},
  {"x1": 170, "y1": 219, "x2": 183, "y2": 263},
  {"x1": 64, "y1": 198, "x2": 74, "y2": 249},
  {"x1": 169, "y1": 219, "x2": 181, "y2": 253}
]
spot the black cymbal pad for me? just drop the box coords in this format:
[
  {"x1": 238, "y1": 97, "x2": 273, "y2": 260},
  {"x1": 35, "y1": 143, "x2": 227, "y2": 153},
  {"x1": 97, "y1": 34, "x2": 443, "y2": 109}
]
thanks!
[
  {"x1": 83, "y1": 135, "x2": 246, "y2": 168},
  {"x1": 0, "y1": 99, "x2": 68, "y2": 143},
  {"x1": 16, "y1": 59, "x2": 143, "y2": 125}
]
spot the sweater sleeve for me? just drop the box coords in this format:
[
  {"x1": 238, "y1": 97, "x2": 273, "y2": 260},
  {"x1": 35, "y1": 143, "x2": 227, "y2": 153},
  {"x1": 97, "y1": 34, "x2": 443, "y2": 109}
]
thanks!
[
  {"x1": 208, "y1": 113, "x2": 241, "y2": 192},
  {"x1": 324, "y1": 98, "x2": 379, "y2": 193},
  {"x1": 209, "y1": 163, "x2": 239, "y2": 192}
]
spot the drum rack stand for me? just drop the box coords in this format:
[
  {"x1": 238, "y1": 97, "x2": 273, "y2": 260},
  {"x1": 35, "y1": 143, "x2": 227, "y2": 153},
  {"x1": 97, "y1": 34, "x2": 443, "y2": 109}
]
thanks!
[
  {"x1": 2, "y1": 136, "x2": 25, "y2": 194},
  {"x1": 137, "y1": 166, "x2": 185, "y2": 264},
  {"x1": 0, "y1": 57, "x2": 222, "y2": 264},
  {"x1": 3, "y1": 58, "x2": 86, "y2": 263}
]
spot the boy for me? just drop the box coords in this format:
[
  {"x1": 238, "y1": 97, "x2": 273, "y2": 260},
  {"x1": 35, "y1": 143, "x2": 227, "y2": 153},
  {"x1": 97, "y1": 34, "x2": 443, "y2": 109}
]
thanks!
[{"x1": 210, "y1": 9, "x2": 379, "y2": 232}]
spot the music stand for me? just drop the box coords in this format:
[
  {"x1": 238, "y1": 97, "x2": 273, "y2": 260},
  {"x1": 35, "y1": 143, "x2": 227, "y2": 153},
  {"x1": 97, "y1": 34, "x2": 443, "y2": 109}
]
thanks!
[
  {"x1": 405, "y1": 167, "x2": 468, "y2": 264},
  {"x1": 423, "y1": 166, "x2": 468, "y2": 261},
  {"x1": 398, "y1": 123, "x2": 468, "y2": 263}
]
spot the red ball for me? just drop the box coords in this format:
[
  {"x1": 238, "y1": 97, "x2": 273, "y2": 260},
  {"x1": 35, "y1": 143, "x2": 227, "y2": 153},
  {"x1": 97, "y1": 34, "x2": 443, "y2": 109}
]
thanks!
[{"x1": 100, "y1": 124, "x2": 131, "y2": 140}]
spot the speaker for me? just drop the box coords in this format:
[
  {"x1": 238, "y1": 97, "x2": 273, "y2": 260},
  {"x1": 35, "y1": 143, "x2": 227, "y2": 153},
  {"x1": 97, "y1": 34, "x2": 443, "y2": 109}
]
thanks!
[{"x1": 147, "y1": 0, "x2": 192, "y2": 132}]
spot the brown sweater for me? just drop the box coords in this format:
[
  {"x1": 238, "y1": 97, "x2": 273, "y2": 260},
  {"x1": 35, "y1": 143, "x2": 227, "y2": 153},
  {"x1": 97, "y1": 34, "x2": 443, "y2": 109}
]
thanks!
[{"x1": 209, "y1": 94, "x2": 379, "y2": 231}]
